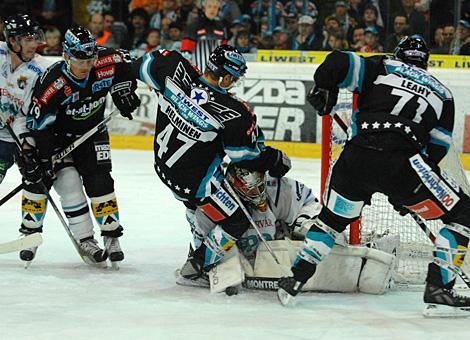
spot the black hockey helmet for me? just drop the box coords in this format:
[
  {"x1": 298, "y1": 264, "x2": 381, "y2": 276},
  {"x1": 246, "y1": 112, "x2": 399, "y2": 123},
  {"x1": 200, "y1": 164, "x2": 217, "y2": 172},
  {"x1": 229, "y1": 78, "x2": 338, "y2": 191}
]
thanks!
[
  {"x1": 4, "y1": 14, "x2": 45, "y2": 47},
  {"x1": 63, "y1": 26, "x2": 98, "y2": 60},
  {"x1": 226, "y1": 163, "x2": 267, "y2": 211},
  {"x1": 206, "y1": 45, "x2": 247, "y2": 79},
  {"x1": 393, "y1": 35, "x2": 429, "y2": 69}
]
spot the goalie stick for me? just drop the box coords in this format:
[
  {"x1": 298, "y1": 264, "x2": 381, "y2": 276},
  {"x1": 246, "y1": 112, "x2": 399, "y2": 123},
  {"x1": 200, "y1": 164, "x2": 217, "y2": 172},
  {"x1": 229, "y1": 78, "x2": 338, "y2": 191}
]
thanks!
[
  {"x1": 331, "y1": 111, "x2": 470, "y2": 288},
  {"x1": 0, "y1": 110, "x2": 120, "y2": 208},
  {"x1": 0, "y1": 233, "x2": 43, "y2": 255}
]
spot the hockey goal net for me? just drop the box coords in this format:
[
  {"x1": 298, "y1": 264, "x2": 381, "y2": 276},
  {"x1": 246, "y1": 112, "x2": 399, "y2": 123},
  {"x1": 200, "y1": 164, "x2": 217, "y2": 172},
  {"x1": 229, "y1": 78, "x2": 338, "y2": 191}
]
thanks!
[{"x1": 321, "y1": 90, "x2": 470, "y2": 286}]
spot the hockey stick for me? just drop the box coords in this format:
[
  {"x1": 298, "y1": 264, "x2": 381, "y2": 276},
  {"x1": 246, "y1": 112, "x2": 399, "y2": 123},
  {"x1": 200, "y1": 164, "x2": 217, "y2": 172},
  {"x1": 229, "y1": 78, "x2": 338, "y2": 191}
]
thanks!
[
  {"x1": 0, "y1": 109, "x2": 120, "y2": 209},
  {"x1": 223, "y1": 179, "x2": 290, "y2": 276},
  {"x1": 0, "y1": 183, "x2": 23, "y2": 207},
  {"x1": 0, "y1": 233, "x2": 43, "y2": 254},
  {"x1": 332, "y1": 112, "x2": 470, "y2": 288}
]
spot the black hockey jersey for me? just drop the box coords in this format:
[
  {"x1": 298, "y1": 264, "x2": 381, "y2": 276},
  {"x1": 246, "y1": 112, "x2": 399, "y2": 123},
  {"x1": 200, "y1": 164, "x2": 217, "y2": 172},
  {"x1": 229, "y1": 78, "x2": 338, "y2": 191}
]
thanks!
[
  {"x1": 26, "y1": 47, "x2": 134, "y2": 138},
  {"x1": 132, "y1": 49, "x2": 265, "y2": 200},
  {"x1": 315, "y1": 51, "x2": 454, "y2": 164}
]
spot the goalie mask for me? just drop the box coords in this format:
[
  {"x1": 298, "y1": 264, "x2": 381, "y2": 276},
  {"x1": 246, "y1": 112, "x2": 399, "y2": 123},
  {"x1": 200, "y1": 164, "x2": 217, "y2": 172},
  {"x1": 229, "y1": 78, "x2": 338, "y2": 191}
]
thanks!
[{"x1": 226, "y1": 163, "x2": 267, "y2": 212}]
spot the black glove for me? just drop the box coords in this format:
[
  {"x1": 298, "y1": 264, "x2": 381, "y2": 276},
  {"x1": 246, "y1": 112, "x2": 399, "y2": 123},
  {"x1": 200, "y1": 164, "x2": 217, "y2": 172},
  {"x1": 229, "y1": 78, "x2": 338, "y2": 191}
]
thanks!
[
  {"x1": 265, "y1": 146, "x2": 291, "y2": 178},
  {"x1": 306, "y1": 85, "x2": 339, "y2": 116},
  {"x1": 111, "y1": 81, "x2": 141, "y2": 120},
  {"x1": 16, "y1": 149, "x2": 43, "y2": 185}
]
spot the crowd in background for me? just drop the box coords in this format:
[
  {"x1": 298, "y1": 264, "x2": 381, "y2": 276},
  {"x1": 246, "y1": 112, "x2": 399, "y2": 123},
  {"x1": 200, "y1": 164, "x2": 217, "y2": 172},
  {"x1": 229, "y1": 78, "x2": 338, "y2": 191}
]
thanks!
[{"x1": 1, "y1": 0, "x2": 470, "y2": 57}]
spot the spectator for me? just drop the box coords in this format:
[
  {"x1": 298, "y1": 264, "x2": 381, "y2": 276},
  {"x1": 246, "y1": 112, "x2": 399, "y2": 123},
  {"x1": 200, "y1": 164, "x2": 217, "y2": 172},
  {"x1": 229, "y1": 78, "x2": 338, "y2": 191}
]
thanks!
[
  {"x1": 360, "y1": 26, "x2": 383, "y2": 52},
  {"x1": 128, "y1": 0, "x2": 162, "y2": 14},
  {"x1": 396, "y1": 0, "x2": 426, "y2": 38},
  {"x1": 273, "y1": 26, "x2": 290, "y2": 50},
  {"x1": 89, "y1": 12, "x2": 120, "y2": 49},
  {"x1": 322, "y1": 16, "x2": 342, "y2": 50},
  {"x1": 87, "y1": 0, "x2": 112, "y2": 14},
  {"x1": 181, "y1": 0, "x2": 227, "y2": 72},
  {"x1": 290, "y1": 15, "x2": 321, "y2": 51},
  {"x1": 385, "y1": 15, "x2": 409, "y2": 52},
  {"x1": 348, "y1": 0, "x2": 368, "y2": 24},
  {"x1": 161, "y1": 21, "x2": 183, "y2": 50},
  {"x1": 235, "y1": 30, "x2": 256, "y2": 53},
  {"x1": 103, "y1": 12, "x2": 114, "y2": 32},
  {"x1": 283, "y1": 0, "x2": 318, "y2": 18},
  {"x1": 451, "y1": 19, "x2": 470, "y2": 55},
  {"x1": 149, "y1": 0, "x2": 179, "y2": 30},
  {"x1": 361, "y1": 4, "x2": 384, "y2": 43},
  {"x1": 432, "y1": 27, "x2": 444, "y2": 49},
  {"x1": 40, "y1": 27, "x2": 62, "y2": 56},
  {"x1": 283, "y1": 12, "x2": 298, "y2": 35},
  {"x1": 219, "y1": 0, "x2": 241, "y2": 27},
  {"x1": 431, "y1": 24, "x2": 455, "y2": 54},
  {"x1": 251, "y1": 0, "x2": 284, "y2": 32},
  {"x1": 229, "y1": 19, "x2": 244, "y2": 44},
  {"x1": 179, "y1": 0, "x2": 197, "y2": 27},
  {"x1": 349, "y1": 26, "x2": 365, "y2": 51},
  {"x1": 332, "y1": 0, "x2": 357, "y2": 37},
  {"x1": 325, "y1": 29, "x2": 348, "y2": 51},
  {"x1": 0, "y1": 15, "x2": 5, "y2": 41},
  {"x1": 132, "y1": 28, "x2": 162, "y2": 58},
  {"x1": 240, "y1": 14, "x2": 255, "y2": 35},
  {"x1": 127, "y1": 7, "x2": 150, "y2": 50}
]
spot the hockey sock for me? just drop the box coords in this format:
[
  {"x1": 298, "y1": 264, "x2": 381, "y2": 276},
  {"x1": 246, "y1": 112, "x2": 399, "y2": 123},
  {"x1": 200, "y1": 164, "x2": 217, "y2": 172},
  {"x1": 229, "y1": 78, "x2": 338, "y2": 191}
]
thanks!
[
  {"x1": 21, "y1": 190, "x2": 48, "y2": 231},
  {"x1": 292, "y1": 217, "x2": 338, "y2": 283},
  {"x1": 427, "y1": 223, "x2": 470, "y2": 287},
  {"x1": 90, "y1": 192, "x2": 121, "y2": 234}
]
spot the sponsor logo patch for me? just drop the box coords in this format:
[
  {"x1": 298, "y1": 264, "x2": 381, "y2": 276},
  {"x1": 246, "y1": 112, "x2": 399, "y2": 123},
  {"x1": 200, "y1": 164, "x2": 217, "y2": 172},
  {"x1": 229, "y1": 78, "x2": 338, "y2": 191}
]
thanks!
[
  {"x1": 40, "y1": 77, "x2": 66, "y2": 104},
  {"x1": 199, "y1": 203, "x2": 225, "y2": 222},
  {"x1": 404, "y1": 199, "x2": 445, "y2": 219},
  {"x1": 92, "y1": 78, "x2": 113, "y2": 93},
  {"x1": 94, "y1": 54, "x2": 121, "y2": 68},
  {"x1": 94, "y1": 142, "x2": 111, "y2": 163},
  {"x1": 212, "y1": 188, "x2": 238, "y2": 216},
  {"x1": 409, "y1": 154, "x2": 460, "y2": 210},
  {"x1": 95, "y1": 65, "x2": 115, "y2": 80}
]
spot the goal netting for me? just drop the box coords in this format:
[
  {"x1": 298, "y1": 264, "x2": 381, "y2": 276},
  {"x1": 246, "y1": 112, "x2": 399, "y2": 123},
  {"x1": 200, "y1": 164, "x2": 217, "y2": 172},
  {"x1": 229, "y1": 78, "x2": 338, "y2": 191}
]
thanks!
[{"x1": 321, "y1": 90, "x2": 470, "y2": 286}]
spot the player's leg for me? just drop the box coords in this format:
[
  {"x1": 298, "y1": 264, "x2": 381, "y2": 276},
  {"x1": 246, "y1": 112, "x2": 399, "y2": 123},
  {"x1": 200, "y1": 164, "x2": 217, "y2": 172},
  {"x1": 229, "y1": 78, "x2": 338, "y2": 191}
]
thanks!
[
  {"x1": 391, "y1": 153, "x2": 470, "y2": 315},
  {"x1": 75, "y1": 131, "x2": 123, "y2": 265},
  {"x1": 0, "y1": 140, "x2": 16, "y2": 184}
]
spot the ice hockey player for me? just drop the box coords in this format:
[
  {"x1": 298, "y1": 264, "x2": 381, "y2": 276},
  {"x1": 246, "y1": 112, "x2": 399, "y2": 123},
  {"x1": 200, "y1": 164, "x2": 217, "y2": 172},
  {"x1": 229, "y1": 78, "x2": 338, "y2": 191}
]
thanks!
[
  {"x1": 176, "y1": 163, "x2": 394, "y2": 295},
  {"x1": 132, "y1": 45, "x2": 291, "y2": 280},
  {"x1": 277, "y1": 35, "x2": 470, "y2": 317},
  {"x1": 0, "y1": 14, "x2": 50, "y2": 185},
  {"x1": 21, "y1": 26, "x2": 140, "y2": 267}
]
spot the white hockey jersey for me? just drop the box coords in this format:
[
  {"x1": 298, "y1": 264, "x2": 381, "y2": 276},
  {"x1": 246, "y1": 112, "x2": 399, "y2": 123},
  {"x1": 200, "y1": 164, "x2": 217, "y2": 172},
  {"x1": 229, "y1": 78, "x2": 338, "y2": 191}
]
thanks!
[
  {"x1": 0, "y1": 42, "x2": 51, "y2": 142},
  {"x1": 193, "y1": 175, "x2": 322, "y2": 259}
]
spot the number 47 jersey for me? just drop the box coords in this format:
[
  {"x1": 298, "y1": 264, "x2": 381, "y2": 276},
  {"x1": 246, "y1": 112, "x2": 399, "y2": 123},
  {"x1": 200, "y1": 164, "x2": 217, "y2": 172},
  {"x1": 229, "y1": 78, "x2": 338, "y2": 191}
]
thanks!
[
  {"x1": 315, "y1": 51, "x2": 454, "y2": 164},
  {"x1": 132, "y1": 50, "x2": 265, "y2": 200}
]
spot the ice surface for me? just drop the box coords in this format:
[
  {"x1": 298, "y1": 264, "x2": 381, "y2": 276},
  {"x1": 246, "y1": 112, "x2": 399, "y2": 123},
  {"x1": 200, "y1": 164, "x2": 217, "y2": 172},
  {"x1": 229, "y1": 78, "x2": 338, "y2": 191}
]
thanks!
[{"x1": 1, "y1": 150, "x2": 469, "y2": 339}]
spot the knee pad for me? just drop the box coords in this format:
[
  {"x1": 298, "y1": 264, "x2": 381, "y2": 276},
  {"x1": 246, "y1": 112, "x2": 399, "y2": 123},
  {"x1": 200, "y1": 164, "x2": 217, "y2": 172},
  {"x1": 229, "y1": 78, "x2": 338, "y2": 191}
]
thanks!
[
  {"x1": 90, "y1": 192, "x2": 121, "y2": 235},
  {"x1": 21, "y1": 190, "x2": 48, "y2": 231},
  {"x1": 83, "y1": 173, "x2": 114, "y2": 198},
  {"x1": 54, "y1": 167, "x2": 94, "y2": 240}
]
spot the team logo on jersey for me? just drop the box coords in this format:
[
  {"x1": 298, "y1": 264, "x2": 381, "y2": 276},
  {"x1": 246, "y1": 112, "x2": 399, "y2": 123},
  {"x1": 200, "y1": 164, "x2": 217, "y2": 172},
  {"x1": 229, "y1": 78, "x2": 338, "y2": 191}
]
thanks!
[
  {"x1": 190, "y1": 87, "x2": 208, "y2": 105},
  {"x1": 17, "y1": 75, "x2": 28, "y2": 89}
]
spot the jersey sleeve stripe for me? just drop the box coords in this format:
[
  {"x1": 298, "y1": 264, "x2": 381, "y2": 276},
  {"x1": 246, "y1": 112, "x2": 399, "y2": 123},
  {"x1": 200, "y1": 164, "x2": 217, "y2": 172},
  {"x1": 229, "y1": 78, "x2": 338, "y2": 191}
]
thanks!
[
  {"x1": 140, "y1": 53, "x2": 160, "y2": 90},
  {"x1": 338, "y1": 52, "x2": 365, "y2": 92},
  {"x1": 196, "y1": 155, "x2": 223, "y2": 198},
  {"x1": 429, "y1": 127, "x2": 452, "y2": 151}
]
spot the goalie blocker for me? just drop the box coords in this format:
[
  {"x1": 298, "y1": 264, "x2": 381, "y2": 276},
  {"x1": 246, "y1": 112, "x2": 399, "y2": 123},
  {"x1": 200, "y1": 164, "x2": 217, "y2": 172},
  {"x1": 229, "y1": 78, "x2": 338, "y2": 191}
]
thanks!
[{"x1": 208, "y1": 239, "x2": 394, "y2": 295}]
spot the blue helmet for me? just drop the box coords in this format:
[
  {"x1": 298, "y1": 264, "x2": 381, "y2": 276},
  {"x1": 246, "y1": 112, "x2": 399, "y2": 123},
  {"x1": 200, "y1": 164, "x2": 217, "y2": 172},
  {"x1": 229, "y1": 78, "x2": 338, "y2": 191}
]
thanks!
[
  {"x1": 63, "y1": 26, "x2": 98, "y2": 59},
  {"x1": 393, "y1": 35, "x2": 429, "y2": 69},
  {"x1": 206, "y1": 45, "x2": 247, "y2": 79}
]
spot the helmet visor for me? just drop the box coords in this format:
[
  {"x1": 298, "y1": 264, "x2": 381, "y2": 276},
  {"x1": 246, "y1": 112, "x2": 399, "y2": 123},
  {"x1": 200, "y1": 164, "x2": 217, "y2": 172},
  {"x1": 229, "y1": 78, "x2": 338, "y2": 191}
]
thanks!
[{"x1": 15, "y1": 29, "x2": 46, "y2": 45}]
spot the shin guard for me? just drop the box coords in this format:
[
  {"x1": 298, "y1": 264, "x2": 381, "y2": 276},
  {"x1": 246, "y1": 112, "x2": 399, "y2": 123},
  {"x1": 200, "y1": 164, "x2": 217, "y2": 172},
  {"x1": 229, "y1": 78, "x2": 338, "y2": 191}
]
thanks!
[
  {"x1": 20, "y1": 190, "x2": 47, "y2": 233},
  {"x1": 90, "y1": 192, "x2": 121, "y2": 237}
]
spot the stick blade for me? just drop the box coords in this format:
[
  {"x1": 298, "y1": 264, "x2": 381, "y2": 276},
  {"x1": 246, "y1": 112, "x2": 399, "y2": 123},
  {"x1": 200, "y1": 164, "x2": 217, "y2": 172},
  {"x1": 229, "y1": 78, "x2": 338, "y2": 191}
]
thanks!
[{"x1": 0, "y1": 233, "x2": 43, "y2": 254}]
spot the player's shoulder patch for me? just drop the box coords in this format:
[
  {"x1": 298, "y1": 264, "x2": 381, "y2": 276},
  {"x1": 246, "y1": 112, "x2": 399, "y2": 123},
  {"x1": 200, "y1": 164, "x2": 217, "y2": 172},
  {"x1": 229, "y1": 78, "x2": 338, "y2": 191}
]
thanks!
[{"x1": 158, "y1": 49, "x2": 171, "y2": 56}]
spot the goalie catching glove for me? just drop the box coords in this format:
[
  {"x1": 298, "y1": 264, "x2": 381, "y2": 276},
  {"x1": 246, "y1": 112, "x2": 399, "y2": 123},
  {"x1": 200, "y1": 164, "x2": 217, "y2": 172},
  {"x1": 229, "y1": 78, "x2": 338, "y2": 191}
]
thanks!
[
  {"x1": 306, "y1": 84, "x2": 339, "y2": 116},
  {"x1": 111, "y1": 81, "x2": 141, "y2": 120}
]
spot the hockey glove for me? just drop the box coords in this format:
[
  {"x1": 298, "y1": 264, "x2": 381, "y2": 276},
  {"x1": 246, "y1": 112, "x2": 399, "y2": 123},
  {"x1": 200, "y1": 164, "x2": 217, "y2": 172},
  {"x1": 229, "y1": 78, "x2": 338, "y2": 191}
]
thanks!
[
  {"x1": 307, "y1": 85, "x2": 339, "y2": 116},
  {"x1": 16, "y1": 149, "x2": 43, "y2": 185},
  {"x1": 265, "y1": 146, "x2": 291, "y2": 178},
  {"x1": 111, "y1": 81, "x2": 141, "y2": 120}
]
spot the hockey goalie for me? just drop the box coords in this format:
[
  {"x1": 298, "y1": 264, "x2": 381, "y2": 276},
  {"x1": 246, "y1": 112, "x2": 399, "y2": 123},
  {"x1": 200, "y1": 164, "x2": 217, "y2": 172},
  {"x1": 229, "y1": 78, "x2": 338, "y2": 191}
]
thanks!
[{"x1": 176, "y1": 163, "x2": 395, "y2": 294}]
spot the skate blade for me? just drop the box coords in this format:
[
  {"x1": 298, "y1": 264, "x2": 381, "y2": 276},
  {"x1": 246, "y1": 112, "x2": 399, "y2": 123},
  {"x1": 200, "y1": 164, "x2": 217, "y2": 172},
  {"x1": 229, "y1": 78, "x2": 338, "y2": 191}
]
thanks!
[
  {"x1": 24, "y1": 261, "x2": 32, "y2": 269},
  {"x1": 174, "y1": 269, "x2": 209, "y2": 288},
  {"x1": 423, "y1": 303, "x2": 470, "y2": 318},
  {"x1": 82, "y1": 255, "x2": 108, "y2": 268},
  {"x1": 110, "y1": 261, "x2": 120, "y2": 271},
  {"x1": 277, "y1": 288, "x2": 296, "y2": 307}
]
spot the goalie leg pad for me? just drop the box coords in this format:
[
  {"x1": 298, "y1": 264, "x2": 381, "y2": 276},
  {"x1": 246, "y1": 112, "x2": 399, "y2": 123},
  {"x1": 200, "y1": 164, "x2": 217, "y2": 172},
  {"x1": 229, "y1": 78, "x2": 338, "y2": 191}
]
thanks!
[
  {"x1": 54, "y1": 167, "x2": 94, "y2": 240},
  {"x1": 21, "y1": 190, "x2": 48, "y2": 231},
  {"x1": 90, "y1": 192, "x2": 121, "y2": 236},
  {"x1": 209, "y1": 245, "x2": 244, "y2": 293}
]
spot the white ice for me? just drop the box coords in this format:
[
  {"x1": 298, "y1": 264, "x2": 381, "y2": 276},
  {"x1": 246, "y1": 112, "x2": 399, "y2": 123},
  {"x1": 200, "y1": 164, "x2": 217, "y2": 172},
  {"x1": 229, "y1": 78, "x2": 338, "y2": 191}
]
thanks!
[{"x1": 1, "y1": 150, "x2": 469, "y2": 340}]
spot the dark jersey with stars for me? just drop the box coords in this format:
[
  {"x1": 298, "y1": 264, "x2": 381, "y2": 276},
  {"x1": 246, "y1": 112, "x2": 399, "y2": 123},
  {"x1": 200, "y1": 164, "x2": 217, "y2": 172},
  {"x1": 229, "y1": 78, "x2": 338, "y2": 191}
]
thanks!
[
  {"x1": 26, "y1": 47, "x2": 134, "y2": 139},
  {"x1": 315, "y1": 51, "x2": 454, "y2": 164},
  {"x1": 133, "y1": 49, "x2": 265, "y2": 200}
]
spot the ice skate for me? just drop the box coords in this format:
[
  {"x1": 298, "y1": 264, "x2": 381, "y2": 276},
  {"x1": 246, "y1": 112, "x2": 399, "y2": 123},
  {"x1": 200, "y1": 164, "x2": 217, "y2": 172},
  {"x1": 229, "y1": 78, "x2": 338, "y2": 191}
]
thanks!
[
  {"x1": 103, "y1": 236, "x2": 124, "y2": 270},
  {"x1": 175, "y1": 246, "x2": 209, "y2": 288},
  {"x1": 423, "y1": 283, "x2": 470, "y2": 318},
  {"x1": 277, "y1": 277, "x2": 303, "y2": 306},
  {"x1": 79, "y1": 237, "x2": 108, "y2": 268},
  {"x1": 20, "y1": 245, "x2": 38, "y2": 269}
]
